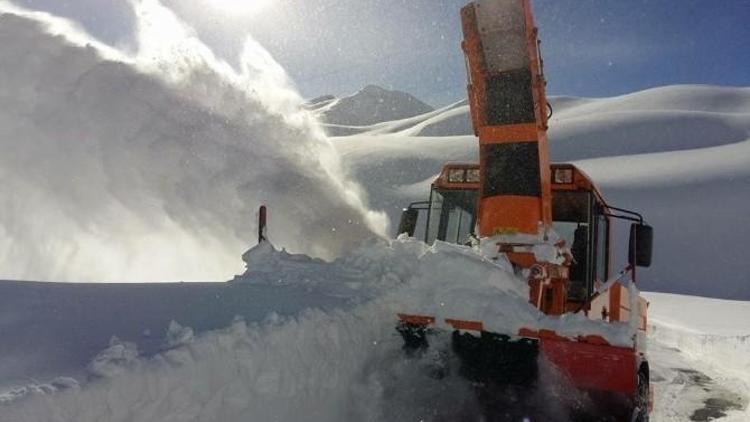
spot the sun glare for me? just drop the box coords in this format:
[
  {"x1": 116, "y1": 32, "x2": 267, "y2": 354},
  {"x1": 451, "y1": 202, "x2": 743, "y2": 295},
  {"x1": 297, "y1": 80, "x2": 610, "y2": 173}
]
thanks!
[{"x1": 207, "y1": 0, "x2": 273, "y2": 17}]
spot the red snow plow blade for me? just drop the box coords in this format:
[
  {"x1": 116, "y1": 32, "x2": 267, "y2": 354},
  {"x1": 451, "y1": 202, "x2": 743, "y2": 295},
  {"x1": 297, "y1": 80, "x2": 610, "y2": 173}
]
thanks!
[
  {"x1": 535, "y1": 330, "x2": 636, "y2": 394},
  {"x1": 397, "y1": 314, "x2": 648, "y2": 420}
]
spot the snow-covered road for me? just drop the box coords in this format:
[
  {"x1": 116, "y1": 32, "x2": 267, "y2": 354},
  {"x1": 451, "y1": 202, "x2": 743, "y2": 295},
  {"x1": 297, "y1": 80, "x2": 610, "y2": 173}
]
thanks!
[
  {"x1": 645, "y1": 293, "x2": 750, "y2": 421},
  {"x1": 650, "y1": 339, "x2": 747, "y2": 421}
]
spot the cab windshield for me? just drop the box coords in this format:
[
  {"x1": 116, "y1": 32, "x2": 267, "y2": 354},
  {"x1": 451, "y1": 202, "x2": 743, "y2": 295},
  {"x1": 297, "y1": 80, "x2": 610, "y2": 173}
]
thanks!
[
  {"x1": 423, "y1": 188, "x2": 607, "y2": 303},
  {"x1": 426, "y1": 188, "x2": 477, "y2": 245}
]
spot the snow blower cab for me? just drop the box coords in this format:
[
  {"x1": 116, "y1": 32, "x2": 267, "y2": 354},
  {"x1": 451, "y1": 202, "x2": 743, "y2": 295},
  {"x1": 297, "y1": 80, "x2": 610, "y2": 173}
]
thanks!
[
  {"x1": 395, "y1": 1, "x2": 654, "y2": 420},
  {"x1": 400, "y1": 163, "x2": 653, "y2": 311}
]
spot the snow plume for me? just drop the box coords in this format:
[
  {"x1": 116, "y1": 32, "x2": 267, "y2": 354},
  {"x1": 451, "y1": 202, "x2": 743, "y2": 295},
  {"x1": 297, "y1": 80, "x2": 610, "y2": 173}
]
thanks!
[{"x1": 0, "y1": 1, "x2": 386, "y2": 282}]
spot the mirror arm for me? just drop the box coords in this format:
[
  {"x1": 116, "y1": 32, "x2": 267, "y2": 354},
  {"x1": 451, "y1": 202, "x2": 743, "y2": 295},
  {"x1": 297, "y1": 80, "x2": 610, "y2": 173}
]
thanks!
[
  {"x1": 601, "y1": 203, "x2": 645, "y2": 224},
  {"x1": 602, "y1": 212, "x2": 644, "y2": 224},
  {"x1": 405, "y1": 201, "x2": 430, "y2": 211}
]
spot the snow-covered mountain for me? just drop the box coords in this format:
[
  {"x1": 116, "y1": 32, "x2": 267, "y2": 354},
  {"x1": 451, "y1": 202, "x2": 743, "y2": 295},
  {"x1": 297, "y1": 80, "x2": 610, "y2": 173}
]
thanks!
[
  {"x1": 332, "y1": 84, "x2": 750, "y2": 301},
  {"x1": 308, "y1": 85, "x2": 434, "y2": 134}
]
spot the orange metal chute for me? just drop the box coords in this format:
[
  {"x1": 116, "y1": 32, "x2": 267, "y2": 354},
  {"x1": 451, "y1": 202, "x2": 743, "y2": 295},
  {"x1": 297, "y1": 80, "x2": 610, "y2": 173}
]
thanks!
[{"x1": 461, "y1": 0, "x2": 552, "y2": 237}]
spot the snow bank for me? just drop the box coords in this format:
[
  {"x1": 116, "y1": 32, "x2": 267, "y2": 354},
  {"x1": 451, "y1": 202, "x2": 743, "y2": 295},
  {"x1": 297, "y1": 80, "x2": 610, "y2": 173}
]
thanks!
[
  {"x1": 240, "y1": 237, "x2": 637, "y2": 346},
  {"x1": 0, "y1": 238, "x2": 637, "y2": 421},
  {"x1": 86, "y1": 337, "x2": 140, "y2": 379},
  {"x1": 645, "y1": 292, "x2": 750, "y2": 420},
  {"x1": 1, "y1": 309, "x2": 395, "y2": 421},
  {"x1": 0, "y1": 378, "x2": 79, "y2": 406},
  {"x1": 0, "y1": 1, "x2": 386, "y2": 283},
  {"x1": 645, "y1": 293, "x2": 750, "y2": 383}
]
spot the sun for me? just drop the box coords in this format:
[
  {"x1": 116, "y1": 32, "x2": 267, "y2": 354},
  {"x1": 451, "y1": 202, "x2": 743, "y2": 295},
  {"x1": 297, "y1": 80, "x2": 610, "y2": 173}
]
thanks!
[{"x1": 206, "y1": 0, "x2": 273, "y2": 17}]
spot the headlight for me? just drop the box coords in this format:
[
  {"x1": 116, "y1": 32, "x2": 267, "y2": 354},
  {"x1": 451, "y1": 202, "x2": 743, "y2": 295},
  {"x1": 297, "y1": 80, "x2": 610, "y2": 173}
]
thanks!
[
  {"x1": 553, "y1": 168, "x2": 573, "y2": 184},
  {"x1": 466, "y1": 169, "x2": 480, "y2": 183},
  {"x1": 448, "y1": 169, "x2": 466, "y2": 183}
]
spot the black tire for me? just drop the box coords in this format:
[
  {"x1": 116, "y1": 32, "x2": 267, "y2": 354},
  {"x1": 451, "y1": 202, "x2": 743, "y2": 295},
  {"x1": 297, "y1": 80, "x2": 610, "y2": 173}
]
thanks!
[{"x1": 631, "y1": 371, "x2": 650, "y2": 422}]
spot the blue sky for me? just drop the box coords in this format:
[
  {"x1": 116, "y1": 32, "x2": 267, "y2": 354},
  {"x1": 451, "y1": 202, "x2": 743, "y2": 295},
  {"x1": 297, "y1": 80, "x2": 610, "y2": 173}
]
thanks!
[{"x1": 10, "y1": 0, "x2": 750, "y2": 106}]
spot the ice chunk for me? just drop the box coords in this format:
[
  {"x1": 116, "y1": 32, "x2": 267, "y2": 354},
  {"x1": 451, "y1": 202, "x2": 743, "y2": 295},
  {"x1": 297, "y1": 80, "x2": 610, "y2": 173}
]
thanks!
[
  {"x1": 86, "y1": 336, "x2": 139, "y2": 379},
  {"x1": 164, "y1": 320, "x2": 194, "y2": 348}
]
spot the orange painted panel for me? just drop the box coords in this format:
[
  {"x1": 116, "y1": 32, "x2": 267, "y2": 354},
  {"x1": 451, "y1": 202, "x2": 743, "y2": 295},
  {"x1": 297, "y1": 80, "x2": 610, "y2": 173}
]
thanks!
[
  {"x1": 397, "y1": 314, "x2": 435, "y2": 326},
  {"x1": 445, "y1": 319, "x2": 484, "y2": 331},
  {"x1": 478, "y1": 124, "x2": 538, "y2": 143},
  {"x1": 478, "y1": 195, "x2": 542, "y2": 236},
  {"x1": 541, "y1": 337, "x2": 637, "y2": 395}
]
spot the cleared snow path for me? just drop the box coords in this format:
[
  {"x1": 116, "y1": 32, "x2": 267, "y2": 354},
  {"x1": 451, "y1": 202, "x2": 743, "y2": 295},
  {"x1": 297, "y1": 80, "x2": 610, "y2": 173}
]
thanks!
[
  {"x1": 646, "y1": 293, "x2": 750, "y2": 421},
  {"x1": 649, "y1": 340, "x2": 747, "y2": 421}
]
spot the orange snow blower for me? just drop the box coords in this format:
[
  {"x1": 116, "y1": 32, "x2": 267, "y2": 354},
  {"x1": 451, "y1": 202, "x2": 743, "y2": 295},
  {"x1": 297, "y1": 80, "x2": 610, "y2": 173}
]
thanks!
[{"x1": 396, "y1": 1, "x2": 654, "y2": 420}]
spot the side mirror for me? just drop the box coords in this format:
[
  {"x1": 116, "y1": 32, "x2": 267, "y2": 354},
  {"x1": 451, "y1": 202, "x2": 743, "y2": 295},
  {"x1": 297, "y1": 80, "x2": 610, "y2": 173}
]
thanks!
[
  {"x1": 629, "y1": 224, "x2": 653, "y2": 268},
  {"x1": 397, "y1": 208, "x2": 419, "y2": 237}
]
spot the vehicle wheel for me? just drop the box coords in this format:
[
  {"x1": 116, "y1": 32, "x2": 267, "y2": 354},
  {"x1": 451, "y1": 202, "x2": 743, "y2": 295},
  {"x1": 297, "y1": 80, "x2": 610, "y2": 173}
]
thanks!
[{"x1": 631, "y1": 371, "x2": 649, "y2": 422}]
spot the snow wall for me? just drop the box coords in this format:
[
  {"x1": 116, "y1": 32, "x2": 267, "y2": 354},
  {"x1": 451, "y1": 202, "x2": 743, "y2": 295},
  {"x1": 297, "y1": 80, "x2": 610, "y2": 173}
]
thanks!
[
  {"x1": 0, "y1": 0, "x2": 386, "y2": 283},
  {"x1": 0, "y1": 238, "x2": 637, "y2": 422}
]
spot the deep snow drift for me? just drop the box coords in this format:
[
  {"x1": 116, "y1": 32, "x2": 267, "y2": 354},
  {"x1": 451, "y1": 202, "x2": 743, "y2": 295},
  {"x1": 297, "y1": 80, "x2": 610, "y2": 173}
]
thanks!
[
  {"x1": 331, "y1": 85, "x2": 750, "y2": 300},
  {"x1": 1, "y1": 240, "x2": 747, "y2": 421},
  {"x1": 0, "y1": 1, "x2": 385, "y2": 283},
  {"x1": 0, "y1": 238, "x2": 643, "y2": 422}
]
